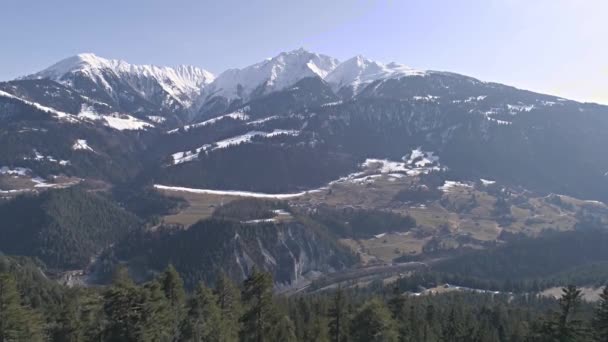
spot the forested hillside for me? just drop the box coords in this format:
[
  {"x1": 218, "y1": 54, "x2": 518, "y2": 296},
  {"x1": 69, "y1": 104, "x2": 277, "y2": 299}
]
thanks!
[
  {"x1": 2, "y1": 258, "x2": 608, "y2": 342},
  {"x1": 0, "y1": 187, "x2": 142, "y2": 269}
]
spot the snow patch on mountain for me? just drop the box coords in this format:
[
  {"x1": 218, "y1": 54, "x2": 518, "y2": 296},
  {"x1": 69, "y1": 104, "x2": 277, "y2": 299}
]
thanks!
[
  {"x1": 324, "y1": 55, "x2": 426, "y2": 93},
  {"x1": 26, "y1": 150, "x2": 70, "y2": 165},
  {"x1": 104, "y1": 115, "x2": 154, "y2": 130},
  {"x1": 246, "y1": 115, "x2": 280, "y2": 126},
  {"x1": 72, "y1": 139, "x2": 95, "y2": 152},
  {"x1": 203, "y1": 48, "x2": 338, "y2": 102},
  {"x1": 146, "y1": 116, "x2": 166, "y2": 124},
  {"x1": 167, "y1": 110, "x2": 250, "y2": 134},
  {"x1": 154, "y1": 184, "x2": 318, "y2": 199},
  {"x1": 362, "y1": 159, "x2": 409, "y2": 173},
  {"x1": 0, "y1": 167, "x2": 31, "y2": 176},
  {"x1": 406, "y1": 148, "x2": 439, "y2": 167},
  {"x1": 78, "y1": 106, "x2": 153, "y2": 130},
  {"x1": 171, "y1": 129, "x2": 300, "y2": 165},
  {"x1": 507, "y1": 104, "x2": 535, "y2": 114},
  {"x1": 439, "y1": 181, "x2": 472, "y2": 193},
  {"x1": 26, "y1": 53, "x2": 215, "y2": 108},
  {"x1": 0, "y1": 90, "x2": 79, "y2": 122},
  {"x1": 480, "y1": 179, "x2": 496, "y2": 186}
]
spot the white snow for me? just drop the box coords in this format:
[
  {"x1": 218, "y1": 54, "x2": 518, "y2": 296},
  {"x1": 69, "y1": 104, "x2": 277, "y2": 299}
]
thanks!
[
  {"x1": 25, "y1": 150, "x2": 70, "y2": 165},
  {"x1": 363, "y1": 159, "x2": 409, "y2": 173},
  {"x1": 27, "y1": 53, "x2": 215, "y2": 108},
  {"x1": 0, "y1": 189, "x2": 33, "y2": 195},
  {"x1": 154, "y1": 184, "x2": 320, "y2": 199},
  {"x1": 167, "y1": 111, "x2": 250, "y2": 134},
  {"x1": 246, "y1": 116, "x2": 280, "y2": 126},
  {"x1": 204, "y1": 48, "x2": 339, "y2": 101},
  {"x1": 78, "y1": 106, "x2": 153, "y2": 131},
  {"x1": 146, "y1": 116, "x2": 166, "y2": 123},
  {"x1": 321, "y1": 101, "x2": 343, "y2": 107},
  {"x1": 507, "y1": 104, "x2": 535, "y2": 114},
  {"x1": 104, "y1": 114, "x2": 154, "y2": 130},
  {"x1": 171, "y1": 130, "x2": 300, "y2": 165},
  {"x1": 539, "y1": 100, "x2": 558, "y2": 107},
  {"x1": 242, "y1": 218, "x2": 277, "y2": 224},
  {"x1": 480, "y1": 179, "x2": 496, "y2": 185},
  {"x1": 325, "y1": 55, "x2": 426, "y2": 93},
  {"x1": 72, "y1": 139, "x2": 95, "y2": 152},
  {"x1": 31, "y1": 177, "x2": 57, "y2": 188},
  {"x1": 486, "y1": 117, "x2": 512, "y2": 125},
  {"x1": 464, "y1": 95, "x2": 487, "y2": 103},
  {"x1": 439, "y1": 181, "x2": 472, "y2": 192},
  {"x1": 412, "y1": 95, "x2": 439, "y2": 102},
  {"x1": 406, "y1": 148, "x2": 439, "y2": 167},
  {"x1": 0, "y1": 90, "x2": 79, "y2": 122},
  {"x1": 359, "y1": 150, "x2": 442, "y2": 179},
  {"x1": 0, "y1": 167, "x2": 31, "y2": 176}
]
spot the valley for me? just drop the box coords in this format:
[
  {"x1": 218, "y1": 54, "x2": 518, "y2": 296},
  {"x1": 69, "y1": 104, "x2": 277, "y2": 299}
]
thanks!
[{"x1": 1, "y1": 47, "x2": 608, "y2": 305}]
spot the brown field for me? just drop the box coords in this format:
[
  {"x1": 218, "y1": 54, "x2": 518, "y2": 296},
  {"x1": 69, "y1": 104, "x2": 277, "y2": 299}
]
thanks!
[
  {"x1": 157, "y1": 190, "x2": 242, "y2": 226},
  {"x1": 157, "y1": 171, "x2": 608, "y2": 262}
]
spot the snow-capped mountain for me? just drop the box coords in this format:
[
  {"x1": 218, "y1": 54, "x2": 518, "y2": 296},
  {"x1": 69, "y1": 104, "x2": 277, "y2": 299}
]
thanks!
[
  {"x1": 24, "y1": 53, "x2": 215, "y2": 118},
  {"x1": 201, "y1": 48, "x2": 339, "y2": 103},
  {"x1": 324, "y1": 55, "x2": 426, "y2": 94}
]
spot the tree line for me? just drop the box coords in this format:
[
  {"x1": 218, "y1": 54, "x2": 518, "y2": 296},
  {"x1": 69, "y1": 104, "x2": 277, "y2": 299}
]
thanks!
[{"x1": 3, "y1": 263, "x2": 608, "y2": 341}]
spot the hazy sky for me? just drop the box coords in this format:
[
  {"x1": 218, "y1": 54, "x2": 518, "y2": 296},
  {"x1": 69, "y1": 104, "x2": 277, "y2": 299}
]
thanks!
[{"x1": 1, "y1": 0, "x2": 606, "y2": 104}]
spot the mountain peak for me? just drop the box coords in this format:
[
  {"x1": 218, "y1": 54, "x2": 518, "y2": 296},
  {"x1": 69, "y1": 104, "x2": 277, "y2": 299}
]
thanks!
[
  {"x1": 24, "y1": 53, "x2": 215, "y2": 110},
  {"x1": 205, "y1": 49, "x2": 339, "y2": 101},
  {"x1": 325, "y1": 55, "x2": 426, "y2": 92},
  {"x1": 28, "y1": 53, "x2": 114, "y2": 80}
]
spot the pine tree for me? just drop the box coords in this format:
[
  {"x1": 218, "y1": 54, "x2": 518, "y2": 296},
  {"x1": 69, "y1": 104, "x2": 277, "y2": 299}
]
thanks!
[
  {"x1": 240, "y1": 269, "x2": 277, "y2": 342},
  {"x1": 328, "y1": 286, "x2": 348, "y2": 342},
  {"x1": 182, "y1": 282, "x2": 224, "y2": 342},
  {"x1": 214, "y1": 272, "x2": 241, "y2": 342},
  {"x1": 443, "y1": 308, "x2": 466, "y2": 342},
  {"x1": 307, "y1": 314, "x2": 330, "y2": 342},
  {"x1": 350, "y1": 298, "x2": 398, "y2": 342},
  {"x1": 0, "y1": 272, "x2": 45, "y2": 342},
  {"x1": 536, "y1": 285, "x2": 588, "y2": 341},
  {"x1": 161, "y1": 264, "x2": 187, "y2": 342},
  {"x1": 272, "y1": 315, "x2": 297, "y2": 342},
  {"x1": 557, "y1": 285, "x2": 587, "y2": 340},
  {"x1": 103, "y1": 267, "x2": 144, "y2": 342},
  {"x1": 594, "y1": 286, "x2": 608, "y2": 342},
  {"x1": 387, "y1": 284, "x2": 411, "y2": 341},
  {"x1": 139, "y1": 281, "x2": 172, "y2": 342},
  {"x1": 53, "y1": 289, "x2": 85, "y2": 342}
]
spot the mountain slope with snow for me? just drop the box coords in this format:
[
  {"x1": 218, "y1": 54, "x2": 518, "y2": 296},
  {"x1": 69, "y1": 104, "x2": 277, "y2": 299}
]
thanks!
[
  {"x1": 324, "y1": 55, "x2": 427, "y2": 94},
  {"x1": 25, "y1": 53, "x2": 215, "y2": 118},
  {"x1": 201, "y1": 48, "x2": 339, "y2": 103}
]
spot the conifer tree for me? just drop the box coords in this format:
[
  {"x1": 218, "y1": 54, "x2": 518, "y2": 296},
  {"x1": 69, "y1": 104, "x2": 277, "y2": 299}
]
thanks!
[
  {"x1": 214, "y1": 272, "x2": 241, "y2": 341},
  {"x1": 350, "y1": 298, "x2": 398, "y2": 342},
  {"x1": 161, "y1": 264, "x2": 187, "y2": 342},
  {"x1": 139, "y1": 281, "x2": 172, "y2": 342},
  {"x1": 53, "y1": 290, "x2": 85, "y2": 342},
  {"x1": 103, "y1": 267, "x2": 144, "y2": 342},
  {"x1": 240, "y1": 269, "x2": 277, "y2": 342},
  {"x1": 182, "y1": 282, "x2": 224, "y2": 342},
  {"x1": 328, "y1": 286, "x2": 348, "y2": 342},
  {"x1": 273, "y1": 315, "x2": 297, "y2": 342},
  {"x1": 594, "y1": 286, "x2": 608, "y2": 342},
  {"x1": 0, "y1": 272, "x2": 45, "y2": 342},
  {"x1": 536, "y1": 285, "x2": 588, "y2": 341}
]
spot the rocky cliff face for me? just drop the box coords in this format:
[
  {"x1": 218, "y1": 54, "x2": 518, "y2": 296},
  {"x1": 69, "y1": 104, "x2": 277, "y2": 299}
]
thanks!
[{"x1": 101, "y1": 216, "x2": 357, "y2": 288}]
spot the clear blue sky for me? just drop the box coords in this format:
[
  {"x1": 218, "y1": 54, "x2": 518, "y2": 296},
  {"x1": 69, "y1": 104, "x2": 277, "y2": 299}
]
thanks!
[{"x1": 2, "y1": 0, "x2": 606, "y2": 104}]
